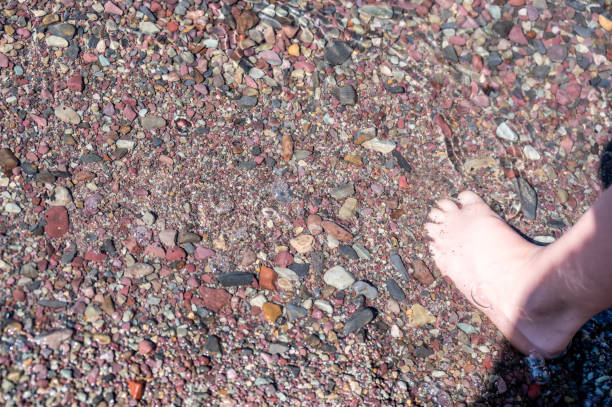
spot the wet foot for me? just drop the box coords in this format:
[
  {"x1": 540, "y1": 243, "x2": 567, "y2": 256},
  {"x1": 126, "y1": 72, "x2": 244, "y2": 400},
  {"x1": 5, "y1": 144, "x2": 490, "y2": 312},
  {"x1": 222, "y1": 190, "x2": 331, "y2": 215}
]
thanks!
[{"x1": 425, "y1": 191, "x2": 580, "y2": 358}]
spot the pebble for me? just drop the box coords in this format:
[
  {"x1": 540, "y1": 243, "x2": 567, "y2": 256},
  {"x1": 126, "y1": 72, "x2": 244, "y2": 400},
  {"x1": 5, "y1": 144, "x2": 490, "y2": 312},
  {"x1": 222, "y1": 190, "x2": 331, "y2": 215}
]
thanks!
[
  {"x1": 341, "y1": 307, "x2": 375, "y2": 336},
  {"x1": 48, "y1": 23, "x2": 75, "y2": 39},
  {"x1": 47, "y1": 186, "x2": 72, "y2": 207},
  {"x1": 547, "y1": 44, "x2": 568, "y2": 62},
  {"x1": 325, "y1": 41, "x2": 352, "y2": 65},
  {"x1": 139, "y1": 22, "x2": 160, "y2": 34},
  {"x1": 314, "y1": 299, "x2": 333, "y2": 314},
  {"x1": 335, "y1": 85, "x2": 357, "y2": 105},
  {"x1": 385, "y1": 279, "x2": 406, "y2": 301},
  {"x1": 200, "y1": 287, "x2": 231, "y2": 312},
  {"x1": 331, "y1": 183, "x2": 355, "y2": 200},
  {"x1": 35, "y1": 329, "x2": 73, "y2": 350},
  {"x1": 239, "y1": 96, "x2": 258, "y2": 108},
  {"x1": 321, "y1": 221, "x2": 352, "y2": 242},
  {"x1": 0, "y1": 148, "x2": 19, "y2": 172},
  {"x1": 141, "y1": 115, "x2": 166, "y2": 130},
  {"x1": 138, "y1": 340, "x2": 155, "y2": 355},
  {"x1": 45, "y1": 35, "x2": 68, "y2": 47},
  {"x1": 288, "y1": 263, "x2": 310, "y2": 279},
  {"x1": 286, "y1": 303, "x2": 307, "y2": 321},
  {"x1": 352, "y1": 281, "x2": 378, "y2": 299},
  {"x1": 216, "y1": 272, "x2": 255, "y2": 287},
  {"x1": 323, "y1": 266, "x2": 355, "y2": 290},
  {"x1": 262, "y1": 302, "x2": 282, "y2": 323},
  {"x1": 289, "y1": 234, "x2": 314, "y2": 254},
  {"x1": 362, "y1": 138, "x2": 396, "y2": 154},
  {"x1": 496, "y1": 122, "x2": 518, "y2": 142},
  {"x1": 392, "y1": 150, "x2": 412, "y2": 172},
  {"x1": 259, "y1": 266, "x2": 277, "y2": 290},
  {"x1": 442, "y1": 45, "x2": 458, "y2": 62},
  {"x1": 352, "y1": 243, "x2": 371, "y2": 260},
  {"x1": 339, "y1": 245, "x2": 359, "y2": 260},
  {"x1": 412, "y1": 259, "x2": 434, "y2": 286},
  {"x1": 125, "y1": 263, "x2": 154, "y2": 279},
  {"x1": 523, "y1": 145, "x2": 541, "y2": 160},
  {"x1": 54, "y1": 106, "x2": 80, "y2": 124},
  {"x1": 516, "y1": 177, "x2": 538, "y2": 219},
  {"x1": 44, "y1": 206, "x2": 69, "y2": 238},
  {"x1": 338, "y1": 198, "x2": 357, "y2": 220},
  {"x1": 409, "y1": 304, "x2": 435, "y2": 327},
  {"x1": 205, "y1": 335, "x2": 222, "y2": 353},
  {"x1": 128, "y1": 380, "x2": 144, "y2": 400},
  {"x1": 390, "y1": 253, "x2": 410, "y2": 281},
  {"x1": 458, "y1": 323, "x2": 478, "y2": 335}
]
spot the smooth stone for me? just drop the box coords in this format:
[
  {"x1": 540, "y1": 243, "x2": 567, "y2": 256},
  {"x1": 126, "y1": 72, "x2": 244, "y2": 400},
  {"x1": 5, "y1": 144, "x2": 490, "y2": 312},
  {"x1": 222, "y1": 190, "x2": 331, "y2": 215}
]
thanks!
[
  {"x1": 39, "y1": 299, "x2": 68, "y2": 309},
  {"x1": 323, "y1": 266, "x2": 355, "y2": 290},
  {"x1": 523, "y1": 145, "x2": 541, "y2": 160},
  {"x1": 386, "y1": 279, "x2": 406, "y2": 301},
  {"x1": 331, "y1": 183, "x2": 354, "y2": 200},
  {"x1": 47, "y1": 186, "x2": 72, "y2": 207},
  {"x1": 139, "y1": 21, "x2": 160, "y2": 34},
  {"x1": 262, "y1": 302, "x2": 282, "y2": 323},
  {"x1": 496, "y1": 122, "x2": 518, "y2": 141},
  {"x1": 288, "y1": 263, "x2": 310, "y2": 279},
  {"x1": 54, "y1": 106, "x2": 80, "y2": 124},
  {"x1": 392, "y1": 150, "x2": 412, "y2": 172},
  {"x1": 338, "y1": 198, "x2": 357, "y2": 221},
  {"x1": 486, "y1": 52, "x2": 503, "y2": 68},
  {"x1": 410, "y1": 304, "x2": 435, "y2": 327},
  {"x1": 273, "y1": 267, "x2": 300, "y2": 282},
  {"x1": 125, "y1": 263, "x2": 154, "y2": 279},
  {"x1": 216, "y1": 272, "x2": 255, "y2": 287},
  {"x1": 412, "y1": 259, "x2": 434, "y2": 286},
  {"x1": 352, "y1": 243, "x2": 371, "y2": 260},
  {"x1": 141, "y1": 115, "x2": 166, "y2": 130},
  {"x1": 335, "y1": 85, "x2": 357, "y2": 105},
  {"x1": 341, "y1": 307, "x2": 375, "y2": 336},
  {"x1": 269, "y1": 343, "x2": 289, "y2": 354},
  {"x1": 238, "y1": 96, "x2": 258, "y2": 107},
  {"x1": 45, "y1": 35, "x2": 68, "y2": 47},
  {"x1": 286, "y1": 303, "x2": 307, "y2": 321},
  {"x1": 352, "y1": 281, "x2": 378, "y2": 299},
  {"x1": 314, "y1": 299, "x2": 333, "y2": 314},
  {"x1": 48, "y1": 23, "x2": 75, "y2": 39},
  {"x1": 35, "y1": 329, "x2": 73, "y2": 349},
  {"x1": 390, "y1": 253, "x2": 410, "y2": 281},
  {"x1": 44, "y1": 206, "x2": 69, "y2": 238},
  {"x1": 324, "y1": 41, "x2": 352, "y2": 65},
  {"x1": 442, "y1": 45, "x2": 458, "y2": 62},
  {"x1": 359, "y1": 5, "x2": 393, "y2": 19},
  {"x1": 338, "y1": 245, "x2": 359, "y2": 260},
  {"x1": 289, "y1": 234, "x2": 314, "y2": 254},
  {"x1": 458, "y1": 322, "x2": 478, "y2": 335},
  {"x1": 80, "y1": 153, "x2": 102, "y2": 163},
  {"x1": 205, "y1": 335, "x2": 222, "y2": 353},
  {"x1": 516, "y1": 177, "x2": 537, "y2": 219},
  {"x1": 547, "y1": 44, "x2": 567, "y2": 62},
  {"x1": 362, "y1": 138, "x2": 396, "y2": 154}
]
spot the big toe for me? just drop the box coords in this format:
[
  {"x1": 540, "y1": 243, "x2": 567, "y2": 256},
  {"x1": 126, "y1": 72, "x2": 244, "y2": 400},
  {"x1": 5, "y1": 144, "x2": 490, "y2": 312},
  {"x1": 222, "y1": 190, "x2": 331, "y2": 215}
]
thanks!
[{"x1": 457, "y1": 190, "x2": 484, "y2": 206}]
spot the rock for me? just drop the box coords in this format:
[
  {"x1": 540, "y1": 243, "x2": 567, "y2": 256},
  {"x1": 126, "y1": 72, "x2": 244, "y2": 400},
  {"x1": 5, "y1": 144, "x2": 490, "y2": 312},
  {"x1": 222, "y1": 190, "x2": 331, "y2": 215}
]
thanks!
[
  {"x1": 458, "y1": 322, "x2": 478, "y2": 335},
  {"x1": 286, "y1": 303, "x2": 307, "y2": 321},
  {"x1": 359, "y1": 5, "x2": 393, "y2": 19},
  {"x1": 237, "y1": 11, "x2": 259, "y2": 32},
  {"x1": 240, "y1": 249, "x2": 257, "y2": 266},
  {"x1": 275, "y1": 251, "x2": 293, "y2": 267},
  {"x1": 486, "y1": 52, "x2": 503, "y2": 68},
  {"x1": 289, "y1": 234, "x2": 314, "y2": 254},
  {"x1": 496, "y1": 122, "x2": 518, "y2": 141},
  {"x1": 81, "y1": 153, "x2": 102, "y2": 163},
  {"x1": 35, "y1": 329, "x2": 73, "y2": 349},
  {"x1": 516, "y1": 177, "x2": 537, "y2": 219},
  {"x1": 138, "y1": 340, "x2": 155, "y2": 355},
  {"x1": 159, "y1": 230, "x2": 177, "y2": 247},
  {"x1": 508, "y1": 25, "x2": 528, "y2": 44},
  {"x1": 0, "y1": 148, "x2": 19, "y2": 173},
  {"x1": 288, "y1": 263, "x2": 310, "y2": 279},
  {"x1": 321, "y1": 221, "x2": 352, "y2": 242},
  {"x1": 274, "y1": 267, "x2": 299, "y2": 282},
  {"x1": 492, "y1": 20, "x2": 513, "y2": 37},
  {"x1": 352, "y1": 243, "x2": 371, "y2": 260},
  {"x1": 331, "y1": 183, "x2": 355, "y2": 200},
  {"x1": 547, "y1": 44, "x2": 567, "y2": 62},
  {"x1": 54, "y1": 106, "x2": 80, "y2": 124},
  {"x1": 125, "y1": 263, "x2": 154, "y2": 279},
  {"x1": 409, "y1": 304, "x2": 435, "y2": 327},
  {"x1": 338, "y1": 198, "x2": 357, "y2": 220},
  {"x1": 412, "y1": 259, "x2": 434, "y2": 286},
  {"x1": 269, "y1": 343, "x2": 289, "y2": 354},
  {"x1": 141, "y1": 115, "x2": 166, "y2": 130},
  {"x1": 127, "y1": 380, "x2": 144, "y2": 400},
  {"x1": 3, "y1": 203, "x2": 21, "y2": 214},
  {"x1": 104, "y1": 1, "x2": 123, "y2": 15},
  {"x1": 205, "y1": 335, "x2": 222, "y2": 353},
  {"x1": 442, "y1": 45, "x2": 458, "y2": 62},
  {"x1": 259, "y1": 266, "x2": 277, "y2": 290},
  {"x1": 523, "y1": 145, "x2": 541, "y2": 160},
  {"x1": 238, "y1": 96, "x2": 258, "y2": 108},
  {"x1": 324, "y1": 41, "x2": 352, "y2": 65},
  {"x1": 599, "y1": 14, "x2": 612, "y2": 31},
  {"x1": 386, "y1": 279, "x2": 406, "y2": 301},
  {"x1": 314, "y1": 299, "x2": 333, "y2": 314},
  {"x1": 335, "y1": 85, "x2": 357, "y2": 105},
  {"x1": 47, "y1": 186, "x2": 72, "y2": 207},
  {"x1": 390, "y1": 253, "x2": 410, "y2": 281},
  {"x1": 339, "y1": 245, "x2": 358, "y2": 260},
  {"x1": 281, "y1": 134, "x2": 293, "y2": 161},
  {"x1": 392, "y1": 150, "x2": 412, "y2": 172},
  {"x1": 323, "y1": 266, "x2": 355, "y2": 290},
  {"x1": 362, "y1": 138, "x2": 396, "y2": 153},
  {"x1": 139, "y1": 21, "x2": 160, "y2": 34},
  {"x1": 45, "y1": 35, "x2": 68, "y2": 47},
  {"x1": 341, "y1": 307, "x2": 375, "y2": 336},
  {"x1": 199, "y1": 287, "x2": 231, "y2": 312},
  {"x1": 44, "y1": 206, "x2": 69, "y2": 238},
  {"x1": 216, "y1": 272, "x2": 255, "y2": 287},
  {"x1": 352, "y1": 281, "x2": 378, "y2": 299},
  {"x1": 306, "y1": 214, "x2": 323, "y2": 235},
  {"x1": 262, "y1": 302, "x2": 282, "y2": 323},
  {"x1": 177, "y1": 231, "x2": 201, "y2": 244}
]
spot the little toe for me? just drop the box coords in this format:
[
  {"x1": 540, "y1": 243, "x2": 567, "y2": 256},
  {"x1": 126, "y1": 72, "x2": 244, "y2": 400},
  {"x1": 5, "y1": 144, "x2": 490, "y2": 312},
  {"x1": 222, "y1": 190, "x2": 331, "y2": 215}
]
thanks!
[
  {"x1": 457, "y1": 190, "x2": 484, "y2": 206},
  {"x1": 427, "y1": 208, "x2": 446, "y2": 223},
  {"x1": 436, "y1": 198, "x2": 459, "y2": 212}
]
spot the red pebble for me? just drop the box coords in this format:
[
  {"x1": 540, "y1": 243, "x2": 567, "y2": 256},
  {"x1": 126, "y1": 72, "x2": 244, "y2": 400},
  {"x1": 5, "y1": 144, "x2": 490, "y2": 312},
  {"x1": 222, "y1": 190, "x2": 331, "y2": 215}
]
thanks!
[
  {"x1": 66, "y1": 73, "x2": 83, "y2": 91},
  {"x1": 138, "y1": 340, "x2": 155, "y2": 355},
  {"x1": 166, "y1": 247, "x2": 186, "y2": 261},
  {"x1": 44, "y1": 206, "x2": 69, "y2": 238},
  {"x1": 527, "y1": 383, "x2": 541, "y2": 399}
]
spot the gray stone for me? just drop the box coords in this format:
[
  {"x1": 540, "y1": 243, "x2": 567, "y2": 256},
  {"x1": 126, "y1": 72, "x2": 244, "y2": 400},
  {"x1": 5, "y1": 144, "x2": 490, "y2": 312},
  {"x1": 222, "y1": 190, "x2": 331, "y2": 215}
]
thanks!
[
  {"x1": 80, "y1": 153, "x2": 103, "y2": 164},
  {"x1": 34, "y1": 329, "x2": 73, "y2": 350},
  {"x1": 141, "y1": 115, "x2": 166, "y2": 130},
  {"x1": 288, "y1": 263, "x2": 310, "y2": 279},
  {"x1": 39, "y1": 299, "x2": 69, "y2": 309},
  {"x1": 352, "y1": 281, "x2": 378, "y2": 299},
  {"x1": 547, "y1": 44, "x2": 567, "y2": 62},
  {"x1": 48, "y1": 23, "x2": 75, "y2": 39},
  {"x1": 205, "y1": 335, "x2": 222, "y2": 353},
  {"x1": 390, "y1": 253, "x2": 410, "y2": 281},
  {"x1": 269, "y1": 343, "x2": 289, "y2": 354},
  {"x1": 516, "y1": 177, "x2": 537, "y2": 219},
  {"x1": 359, "y1": 5, "x2": 393, "y2": 19},
  {"x1": 496, "y1": 122, "x2": 518, "y2": 142},
  {"x1": 362, "y1": 138, "x2": 396, "y2": 154},
  {"x1": 339, "y1": 245, "x2": 358, "y2": 260},
  {"x1": 331, "y1": 183, "x2": 354, "y2": 200},
  {"x1": 45, "y1": 35, "x2": 69, "y2": 47},
  {"x1": 385, "y1": 279, "x2": 406, "y2": 301},
  {"x1": 352, "y1": 243, "x2": 371, "y2": 260},
  {"x1": 238, "y1": 96, "x2": 258, "y2": 108},
  {"x1": 323, "y1": 266, "x2": 355, "y2": 290},
  {"x1": 392, "y1": 150, "x2": 412, "y2": 172},
  {"x1": 457, "y1": 322, "x2": 478, "y2": 335},
  {"x1": 286, "y1": 303, "x2": 307, "y2": 321},
  {"x1": 442, "y1": 45, "x2": 458, "y2": 62},
  {"x1": 324, "y1": 41, "x2": 352, "y2": 65},
  {"x1": 335, "y1": 85, "x2": 357, "y2": 105},
  {"x1": 139, "y1": 21, "x2": 160, "y2": 34},
  {"x1": 216, "y1": 272, "x2": 255, "y2": 287},
  {"x1": 55, "y1": 106, "x2": 80, "y2": 124},
  {"x1": 341, "y1": 307, "x2": 375, "y2": 336},
  {"x1": 486, "y1": 52, "x2": 503, "y2": 68}
]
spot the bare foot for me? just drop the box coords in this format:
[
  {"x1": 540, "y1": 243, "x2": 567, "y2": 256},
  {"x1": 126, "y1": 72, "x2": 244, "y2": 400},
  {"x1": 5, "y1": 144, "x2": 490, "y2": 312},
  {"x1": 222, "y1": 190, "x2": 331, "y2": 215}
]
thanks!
[{"x1": 425, "y1": 191, "x2": 582, "y2": 358}]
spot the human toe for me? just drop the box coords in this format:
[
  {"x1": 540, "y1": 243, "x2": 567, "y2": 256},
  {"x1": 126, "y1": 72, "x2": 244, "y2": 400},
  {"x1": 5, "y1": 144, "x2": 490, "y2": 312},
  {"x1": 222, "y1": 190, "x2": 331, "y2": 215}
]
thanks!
[
  {"x1": 457, "y1": 190, "x2": 483, "y2": 206},
  {"x1": 427, "y1": 208, "x2": 446, "y2": 223},
  {"x1": 435, "y1": 198, "x2": 458, "y2": 212}
]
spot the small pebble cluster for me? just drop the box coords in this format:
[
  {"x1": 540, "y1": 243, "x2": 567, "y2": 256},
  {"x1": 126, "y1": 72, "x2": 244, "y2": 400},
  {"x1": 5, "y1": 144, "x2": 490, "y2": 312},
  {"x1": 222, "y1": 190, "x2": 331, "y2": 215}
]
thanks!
[{"x1": 0, "y1": 0, "x2": 611, "y2": 405}]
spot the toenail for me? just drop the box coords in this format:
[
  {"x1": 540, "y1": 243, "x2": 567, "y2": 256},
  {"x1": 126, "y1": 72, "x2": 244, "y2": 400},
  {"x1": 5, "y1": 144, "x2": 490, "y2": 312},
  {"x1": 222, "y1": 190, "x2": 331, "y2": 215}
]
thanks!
[{"x1": 471, "y1": 286, "x2": 492, "y2": 309}]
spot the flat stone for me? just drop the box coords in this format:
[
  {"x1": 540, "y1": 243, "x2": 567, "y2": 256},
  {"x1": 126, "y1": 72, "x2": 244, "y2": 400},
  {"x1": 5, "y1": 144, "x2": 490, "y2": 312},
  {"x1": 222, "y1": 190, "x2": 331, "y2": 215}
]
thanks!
[
  {"x1": 338, "y1": 198, "x2": 357, "y2": 221},
  {"x1": 125, "y1": 263, "x2": 154, "y2": 279},
  {"x1": 48, "y1": 23, "x2": 75, "y2": 39},
  {"x1": 199, "y1": 287, "x2": 232, "y2": 312},
  {"x1": 410, "y1": 304, "x2": 435, "y2": 327},
  {"x1": 45, "y1": 35, "x2": 68, "y2": 47},
  {"x1": 352, "y1": 243, "x2": 371, "y2": 260},
  {"x1": 386, "y1": 279, "x2": 406, "y2": 301},
  {"x1": 54, "y1": 106, "x2": 80, "y2": 124},
  {"x1": 339, "y1": 245, "x2": 358, "y2": 260},
  {"x1": 335, "y1": 85, "x2": 357, "y2": 105},
  {"x1": 141, "y1": 115, "x2": 166, "y2": 130},
  {"x1": 392, "y1": 150, "x2": 412, "y2": 172},
  {"x1": 34, "y1": 329, "x2": 73, "y2": 350},
  {"x1": 238, "y1": 96, "x2": 258, "y2": 108},
  {"x1": 547, "y1": 44, "x2": 567, "y2": 62},
  {"x1": 352, "y1": 281, "x2": 378, "y2": 299},
  {"x1": 321, "y1": 221, "x2": 352, "y2": 242},
  {"x1": 39, "y1": 299, "x2": 68, "y2": 309},
  {"x1": 44, "y1": 206, "x2": 69, "y2": 238},
  {"x1": 290, "y1": 234, "x2": 314, "y2": 254},
  {"x1": 362, "y1": 138, "x2": 396, "y2": 154},
  {"x1": 80, "y1": 153, "x2": 102, "y2": 164},
  {"x1": 516, "y1": 177, "x2": 537, "y2": 219},
  {"x1": 324, "y1": 41, "x2": 352, "y2": 65},
  {"x1": 390, "y1": 253, "x2": 410, "y2": 281},
  {"x1": 0, "y1": 148, "x2": 19, "y2": 172},
  {"x1": 262, "y1": 302, "x2": 282, "y2": 323},
  {"x1": 458, "y1": 322, "x2": 478, "y2": 335},
  {"x1": 523, "y1": 145, "x2": 541, "y2": 160},
  {"x1": 341, "y1": 307, "x2": 375, "y2": 336},
  {"x1": 269, "y1": 343, "x2": 289, "y2": 354},
  {"x1": 496, "y1": 122, "x2": 518, "y2": 141},
  {"x1": 47, "y1": 186, "x2": 72, "y2": 207},
  {"x1": 442, "y1": 45, "x2": 458, "y2": 62},
  {"x1": 139, "y1": 21, "x2": 160, "y2": 34},
  {"x1": 359, "y1": 5, "x2": 393, "y2": 19},
  {"x1": 486, "y1": 52, "x2": 503, "y2": 68},
  {"x1": 286, "y1": 303, "x2": 307, "y2": 321},
  {"x1": 288, "y1": 263, "x2": 310, "y2": 279},
  {"x1": 205, "y1": 335, "x2": 222, "y2": 353},
  {"x1": 412, "y1": 259, "x2": 434, "y2": 286},
  {"x1": 323, "y1": 266, "x2": 355, "y2": 290},
  {"x1": 237, "y1": 11, "x2": 259, "y2": 32},
  {"x1": 216, "y1": 272, "x2": 255, "y2": 287},
  {"x1": 314, "y1": 299, "x2": 333, "y2": 314},
  {"x1": 331, "y1": 183, "x2": 354, "y2": 200}
]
